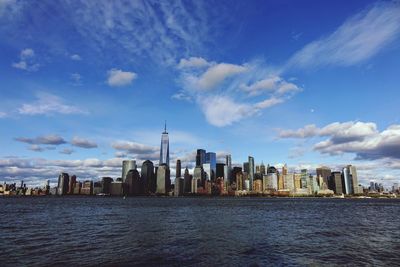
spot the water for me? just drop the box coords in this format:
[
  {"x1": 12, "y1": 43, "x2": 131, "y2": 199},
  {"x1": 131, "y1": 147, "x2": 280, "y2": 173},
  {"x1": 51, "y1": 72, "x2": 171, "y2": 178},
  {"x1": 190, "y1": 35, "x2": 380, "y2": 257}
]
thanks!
[{"x1": 1, "y1": 197, "x2": 399, "y2": 266}]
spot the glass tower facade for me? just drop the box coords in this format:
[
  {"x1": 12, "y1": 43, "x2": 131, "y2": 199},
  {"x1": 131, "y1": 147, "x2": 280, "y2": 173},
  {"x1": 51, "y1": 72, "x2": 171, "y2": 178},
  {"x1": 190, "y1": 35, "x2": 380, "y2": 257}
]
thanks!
[
  {"x1": 205, "y1": 152, "x2": 216, "y2": 181},
  {"x1": 159, "y1": 122, "x2": 170, "y2": 167},
  {"x1": 248, "y1": 156, "x2": 254, "y2": 191}
]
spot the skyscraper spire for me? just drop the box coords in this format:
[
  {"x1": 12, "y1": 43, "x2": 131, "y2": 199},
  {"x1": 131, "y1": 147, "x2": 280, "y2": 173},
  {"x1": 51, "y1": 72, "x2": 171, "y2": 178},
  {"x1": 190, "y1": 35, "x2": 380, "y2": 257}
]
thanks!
[{"x1": 164, "y1": 120, "x2": 167, "y2": 133}]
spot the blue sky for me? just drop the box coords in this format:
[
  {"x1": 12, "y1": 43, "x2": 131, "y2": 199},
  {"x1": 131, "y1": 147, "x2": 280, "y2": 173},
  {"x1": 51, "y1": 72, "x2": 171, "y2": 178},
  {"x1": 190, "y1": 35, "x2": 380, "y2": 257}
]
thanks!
[{"x1": 1, "y1": 0, "x2": 400, "y2": 187}]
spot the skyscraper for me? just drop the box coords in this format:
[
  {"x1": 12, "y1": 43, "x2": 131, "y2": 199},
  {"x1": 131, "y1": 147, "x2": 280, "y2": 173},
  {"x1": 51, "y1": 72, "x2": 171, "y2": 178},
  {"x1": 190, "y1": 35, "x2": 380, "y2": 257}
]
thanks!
[
  {"x1": 156, "y1": 164, "x2": 171, "y2": 195},
  {"x1": 248, "y1": 156, "x2": 255, "y2": 191},
  {"x1": 141, "y1": 160, "x2": 155, "y2": 194},
  {"x1": 342, "y1": 166, "x2": 354, "y2": 195},
  {"x1": 122, "y1": 160, "x2": 137, "y2": 182},
  {"x1": 176, "y1": 159, "x2": 181, "y2": 178},
  {"x1": 342, "y1": 165, "x2": 358, "y2": 195},
  {"x1": 57, "y1": 173, "x2": 69, "y2": 196},
  {"x1": 316, "y1": 166, "x2": 332, "y2": 187},
  {"x1": 224, "y1": 154, "x2": 232, "y2": 185},
  {"x1": 159, "y1": 122, "x2": 170, "y2": 167},
  {"x1": 205, "y1": 152, "x2": 216, "y2": 181},
  {"x1": 196, "y1": 149, "x2": 206, "y2": 167}
]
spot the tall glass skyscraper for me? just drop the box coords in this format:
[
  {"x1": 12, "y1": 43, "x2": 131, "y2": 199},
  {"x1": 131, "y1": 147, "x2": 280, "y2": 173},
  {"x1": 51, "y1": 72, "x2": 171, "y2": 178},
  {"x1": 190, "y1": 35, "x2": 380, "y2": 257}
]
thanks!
[
  {"x1": 205, "y1": 152, "x2": 216, "y2": 181},
  {"x1": 248, "y1": 156, "x2": 255, "y2": 191},
  {"x1": 159, "y1": 122, "x2": 170, "y2": 167}
]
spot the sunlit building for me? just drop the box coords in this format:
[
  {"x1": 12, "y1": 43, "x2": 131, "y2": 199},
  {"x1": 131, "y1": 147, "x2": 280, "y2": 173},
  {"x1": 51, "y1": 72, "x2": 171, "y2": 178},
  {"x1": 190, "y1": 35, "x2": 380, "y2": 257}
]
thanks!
[
  {"x1": 57, "y1": 173, "x2": 69, "y2": 196},
  {"x1": 156, "y1": 164, "x2": 170, "y2": 195},
  {"x1": 159, "y1": 122, "x2": 170, "y2": 167},
  {"x1": 122, "y1": 160, "x2": 137, "y2": 182}
]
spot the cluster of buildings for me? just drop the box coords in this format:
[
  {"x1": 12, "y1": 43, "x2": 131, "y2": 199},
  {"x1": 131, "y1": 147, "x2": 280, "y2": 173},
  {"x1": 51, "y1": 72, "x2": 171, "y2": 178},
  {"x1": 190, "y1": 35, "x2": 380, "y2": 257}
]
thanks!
[{"x1": 1, "y1": 124, "x2": 399, "y2": 197}]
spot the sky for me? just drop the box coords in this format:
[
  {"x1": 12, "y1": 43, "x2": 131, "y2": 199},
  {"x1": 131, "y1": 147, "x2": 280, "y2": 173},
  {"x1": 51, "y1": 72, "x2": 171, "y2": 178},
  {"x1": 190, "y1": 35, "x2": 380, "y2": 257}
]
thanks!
[{"x1": 1, "y1": 0, "x2": 400, "y2": 187}]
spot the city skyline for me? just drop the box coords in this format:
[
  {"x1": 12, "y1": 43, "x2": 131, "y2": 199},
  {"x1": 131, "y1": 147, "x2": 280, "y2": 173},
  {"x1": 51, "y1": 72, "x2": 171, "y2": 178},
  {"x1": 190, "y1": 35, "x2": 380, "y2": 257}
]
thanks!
[{"x1": 1, "y1": 1, "x2": 400, "y2": 187}]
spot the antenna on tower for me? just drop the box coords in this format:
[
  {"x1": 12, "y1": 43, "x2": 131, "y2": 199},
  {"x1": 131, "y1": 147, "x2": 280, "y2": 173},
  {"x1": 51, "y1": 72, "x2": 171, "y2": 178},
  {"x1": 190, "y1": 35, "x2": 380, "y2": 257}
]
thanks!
[{"x1": 164, "y1": 120, "x2": 167, "y2": 133}]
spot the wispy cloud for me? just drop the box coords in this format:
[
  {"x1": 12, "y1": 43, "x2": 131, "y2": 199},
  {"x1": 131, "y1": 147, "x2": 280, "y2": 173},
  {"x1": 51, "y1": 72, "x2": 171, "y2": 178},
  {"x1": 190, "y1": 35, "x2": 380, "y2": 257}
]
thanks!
[
  {"x1": 12, "y1": 48, "x2": 40, "y2": 71},
  {"x1": 18, "y1": 92, "x2": 87, "y2": 116},
  {"x1": 287, "y1": 2, "x2": 400, "y2": 69},
  {"x1": 60, "y1": 148, "x2": 74, "y2": 155},
  {"x1": 70, "y1": 54, "x2": 81, "y2": 61},
  {"x1": 177, "y1": 57, "x2": 301, "y2": 127}
]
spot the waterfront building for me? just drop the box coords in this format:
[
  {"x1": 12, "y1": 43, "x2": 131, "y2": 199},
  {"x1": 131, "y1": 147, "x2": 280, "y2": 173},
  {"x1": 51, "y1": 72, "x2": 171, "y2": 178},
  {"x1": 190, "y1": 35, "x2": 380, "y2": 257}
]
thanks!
[
  {"x1": 93, "y1": 182, "x2": 102, "y2": 195},
  {"x1": 174, "y1": 177, "x2": 184, "y2": 196},
  {"x1": 191, "y1": 177, "x2": 199, "y2": 193},
  {"x1": 159, "y1": 122, "x2": 170, "y2": 167},
  {"x1": 278, "y1": 173, "x2": 284, "y2": 190},
  {"x1": 68, "y1": 175, "x2": 77, "y2": 194},
  {"x1": 253, "y1": 179, "x2": 263, "y2": 193},
  {"x1": 122, "y1": 160, "x2": 137, "y2": 182},
  {"x1": 264, "y1": 173, "x2": 278, "y2": 190},
  {"x1": 284, "y1": 173, "x2": 295, "y2": 191},
  {"x1": 316, "y1": 166, "x2": 332, "y2": 187},
  {"x1": 141, "y1": 160, "x2": 155, "y2": 194},
  {"x1": 57, "y1": 173, "x2": 69, "y2": 196},
  {"x1": 193, "y1": 166, "x2": 204, "y2": 186},
  {"x1": 176, "y1": 159, "x2": 181, "y2": 179},
  {"x1": 349, "y1": 165, "x2": 360, "y2": 194},
  {"x1": 156, "y1": 164, "x2": 171, "y2": 195},
  {"x1": 126, "y1": 169, "x2": 141, "y2": 195},
  {"x1": 205, "y1": 152, "x2": 216, "y2": 181},
  {"x1": 342, "y1": 165, "x2": 358, "y2": 195},
  {"x1": 73, "y1": 182, "x2": 81, "y2": 194},
  {"x1": 260, "y1": 162, "x2": 266, "y2": 175},
  {"x1": 224, "y1": 155, "x2": 232, "y2": 184},
  {"x1": 109, "y1": 181, "x2": 124, "y2": 196},
  {"x1": 101, "y1": 177, "x2": 113, "y2": 194},
  {"x1": 300, "y1": 169, "x2": 308, "y2": 188},
  {"x1": 81, "y1": 180, "x2": 93, "y2": 195},
  {"x1": 203, "y1": 163, "x2": 212, "y2": 181},
  {"x1": 308, "y1": 175, "x2": 319, "y2": 195},
  {"x1": 248, "y1": 156, "x2": 255, "y2": 192},
  {"x1": 236, "y1": 171, "x2": 243, "y2": 191},
  {"x1": 282, "y1": 164, "x2": 288, "y2": 175},
  {"x1": 243, "y1": 162, "x2": 249, "y2": 173},
  {"x1": 216, "y1": 163, "x2": 225, "y2": 178},
  {"x1": 294, "y1": 173, "x2": 301, "y2": 189},
  {"x1": 196, "y1": 149, "x2": 206, "y2": 167},
  {"x1": 183, "y1": 167, "x2": 192, "y2": 193}
]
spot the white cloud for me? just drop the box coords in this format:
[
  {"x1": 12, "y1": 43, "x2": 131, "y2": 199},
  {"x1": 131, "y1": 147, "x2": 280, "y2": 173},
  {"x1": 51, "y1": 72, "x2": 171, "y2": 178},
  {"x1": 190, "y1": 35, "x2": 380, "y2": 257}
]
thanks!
[
  {"x1": 279, "y1": 121, "x2": 400, "y2": 161},
  {"x1": 190, "y1": 63, "x2": 247, "y2": 91},
  {"x1": 112, "y1": 141, "x2": 159, "y2": 160},
  {"x1": 240, "y1": 76, "x2": 282, "y2": 96},
  {"x1": 107, "y1": 68, "x2": 137, "y2": 87},
  {"x1": 20, "y1": 48, "x2": 34, "y2": 58},
  {"x1": 0, "y1": 111, "x2": 6, "y2": 118},
  {"x1": 70, "y1": 54, "x2": 82, "y2": 61},
  {"x1": 199, "y1": 95, "x2": 254, "y2": 127},
  {"x1": 0, "y1": 0, "x2": 22, "y2": 18},
  {"x1": 177, "y1": 57, "x2": 210, "y2": 69},
  {"x1": 287, "y1": 2, "x2": 400, "y2": 69},
  {"x1": 176, "y1": 58, "x2": 301, "y2": 127},
  {"x1": 18, "y1": 92, "x2": 87, "y2": 116},
  {"x1": 278, "y1": 121, "x2": 377, "y2": 141},
  {"x1": 12, "y1": 48, "x2": 40, "y2": 71},
  {"x1": 171, "y1": 91, "x2": 192, "y2": 102}
]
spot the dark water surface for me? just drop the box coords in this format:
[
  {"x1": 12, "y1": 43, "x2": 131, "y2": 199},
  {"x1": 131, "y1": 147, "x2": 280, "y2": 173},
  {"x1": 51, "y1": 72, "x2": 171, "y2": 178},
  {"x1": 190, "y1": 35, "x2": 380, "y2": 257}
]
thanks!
[{"x1": 1, "y1": 197, "x2": 399, "y2": 266}]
